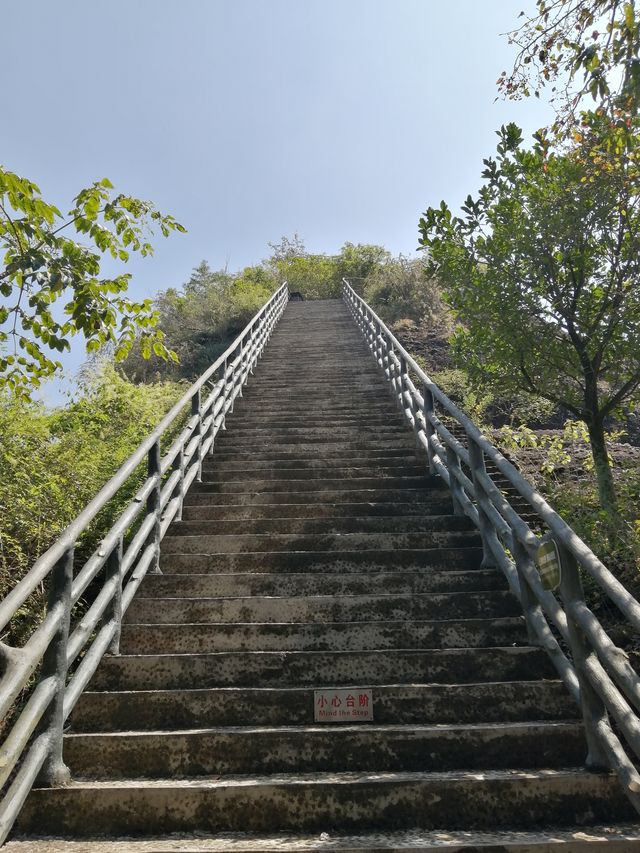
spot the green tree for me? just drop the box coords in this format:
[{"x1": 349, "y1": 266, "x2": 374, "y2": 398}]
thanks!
[
  {"x1": 0, "y1": 167, "x2": 185, "y2": 396},
  {"x1": 267, "y1": 238, "x2": 390, "y2": 299},
  {"x1": 418, "y1": 119, "x2": 640, "y2": 518},
  {"x1": 121, "y1": 260, "x2": 279, "y2": 382}
]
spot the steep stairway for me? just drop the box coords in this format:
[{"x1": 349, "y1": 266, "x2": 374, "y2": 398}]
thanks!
[{"x1": 11, "y1": 299, "x2": 639, "y2": 850}]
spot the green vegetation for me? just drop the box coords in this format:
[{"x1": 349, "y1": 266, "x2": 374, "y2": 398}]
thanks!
[
  {"x1": 0, "y1": 364, "x2": 183, "y2": 649},
  {"x1": 419, "y1": 117, "x2": 640, "y2": 518},
  {"x1": 413, "y1": 0, "x2": 640, "y2": 580},
  {"x1": 1, "y1": 238, "x2": 445, "y2": 623},
  {"x1": 121, "y1": 241, "x2": 445, "y2": 383},
  {"x1": 0, "y1": 167, "x2": 185, "y2": 397},
  {"x1": 500, "y1": 1, "x2": 640, "y2": 123}
]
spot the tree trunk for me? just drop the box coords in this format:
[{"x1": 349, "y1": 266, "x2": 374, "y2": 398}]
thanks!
[{"x1": 586, "y1": 417, "x2": 618, "y2": 519}]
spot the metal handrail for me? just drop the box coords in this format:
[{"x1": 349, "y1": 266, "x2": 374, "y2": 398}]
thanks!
[
  {"x1": 0, "y1": 282, "x2": 289, "y2": 843},
  {"x1": 343, "y1": 278, "x2": 640, "y2": 810}
]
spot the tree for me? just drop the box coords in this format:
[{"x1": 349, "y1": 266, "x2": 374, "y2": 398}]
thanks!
[
  {"x1": 418, "y1": 120, "x2": 640, "y2": 518},
  {"x1": 266, "y1": 239, "x2": 390, "y2": 299},
  {"x1": 0, "y1": 167, "x2": 185, "y2": 397},
  {"x1": 267, "y1": 233, "x2": 307, "y2": 263},
  {"x1": 120, "y1": 260, "x2": 278, "y2": 383},
  {"x1": 500, "y1": 1, "x2": 640, "y2": 122}
]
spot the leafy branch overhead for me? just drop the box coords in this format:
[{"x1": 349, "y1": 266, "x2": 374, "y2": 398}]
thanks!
[
  {"x1": 0, "y1": 168, "x2": 186, "y2": 396},
  {"x1": 500, "y1": 0, "x2": 640, "y2": 121}
]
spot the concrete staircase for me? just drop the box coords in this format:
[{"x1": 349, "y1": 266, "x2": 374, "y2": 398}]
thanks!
[{"x1": 11, "y1": 300, "x2": 640, "y2": 850}]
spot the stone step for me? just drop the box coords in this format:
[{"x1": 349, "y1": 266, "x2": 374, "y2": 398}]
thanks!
[
  {"x1": 211, "y1": 439, "x2": 419, "y2": 455},
  {"x1": 70, "y1": 680, "x2": 579, "y2": 732},
  {"x1": 63, "y1": 721, "x2": 586, "y2": 779},
  {"x1": 119, "y1": 616, "x2": 526, "y2": 654},
  {"x1": 238, "y1": 381, "x2": 387, "y2": 393},
  {"x1": 159, "y1": 546, "x2": 484, "y2": 574},
  {"x1": 182, "y1": 488, "x2": 442, "y2": 507},
  {"x1": 89, "y1": 647, "x2": 553, "y2": 691},
  {"x1": 139, "y1": 568, "x2": 506, "y2": 597},
  {"x1": 204, "y1": 455, "x2": 421, "y2": 471},
  {"x1": 17, "y1": 769, "x2": 634, "y2": 836},
  {"x1": 8, "y1": 825, "x2": 640, "y2": 851},
  {"x1": 244, "y1": 390, "x2": 389, "y2": 399},
  {"x1": 220, "y1": 418, "x2": 404, "y2": 432},
  {"x1": 166, "y1": 515, "x2": 470, "y2": 537},
  {"x1": 230, "y1": 393, "x2": 396, "y2": 406},
  {"x1": 221, "y1": 420, "x2": 407, "y2": 434},
  {"x1": 225, "y1": 407, "x2": 400, "y2": 420},
  {"x1": 198, "y1": 465, "x2": 427, "y2": 483},
  {"x1": 214, "y1": 428, "x2": 412, "y2": 442},
  {"x1": 210, "y1": 447, "x2": 420, "y2": 462},
  {"x1": 180, "y1": 500, "x2": 452, "y2": 521},
  {"x1": 159, "y1": 530, "x2": 481, "y2": 554},
  {"x1": 124, "y1": 589, "x2": 518, "y2": 624},
  {"x1": 190, "y1": 477, "x2": 441, "y2": 494}
]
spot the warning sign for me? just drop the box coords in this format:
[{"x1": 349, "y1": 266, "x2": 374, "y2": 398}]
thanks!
[
  {"x1": 314, "y1": 688, "x2": 374, "y2": 722},
  {"x1": 536, "y1": 538, "x2": 563, "y2": 591}
]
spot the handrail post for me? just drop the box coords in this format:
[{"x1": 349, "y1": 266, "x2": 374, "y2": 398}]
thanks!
[
  {"x1": 237, "y1": 335, "x2": 246, "y2": 397},
  {"x1": 192, "y1": 389, "x2": 203, "y2": 482},
  {"x1": 221, "y1": 358, "x2": 229, "y2": 430},
  {"x1": 173, "y1": 444, "x2": 186, "y2": 514},
  {"x1": 467, "y1": 437, "x2": 499, "y2": 568},
  {"x1": 36, "y1": 546, "x2": 73, "y2": 786},
  {"x1": 422, "y1": 383, "x2": 437, "y2": 474},
  {"x1": 511, "y1": 537, "x2": 544, "y2": 644},
  {"x1": 558, "y1": 542, "x2": 609, "y2": 769},
  {"x1": 399, "y1": 355, "x2": 408, "y2": 419},
  {"x1": 105, "y1": 537, "x2": 123, "y2": 655},
  {"x1": 445, "y1": 445, "x2": 465, "y2": 515},
  {"x1": 147, "y1": 439, "x2": 162, "y2": 575}
]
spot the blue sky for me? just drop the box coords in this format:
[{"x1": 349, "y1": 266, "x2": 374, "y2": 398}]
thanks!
[{"x1": 3, "y1": 0, "x2": 552, "y2": 398}]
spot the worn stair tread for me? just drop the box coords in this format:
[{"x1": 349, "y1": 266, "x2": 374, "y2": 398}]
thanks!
[
  {"x1": 17, "y1": 768, "x2": 634, "y2": 835},
  {"x1": 88, "y1": 647, "x2": 555, "y2": 691},
  {"x1": 24, "y1": 766, "x2": 623, "y2": 788},
  {"x1": 166, "y1": 517, "x2": 469, "y2": 537},
  {"x1": 159, "y1": 532, "x2": 481, "y2": 555},
  {"x1": 158, "y1": 547, "x2": 485, "y2": 573},
  {"x1": 63, "y1": 720, "x2": 586, "y2": 777},
  {"x1": 118, "y1": 617, "x2": 527, "y2": 653},
  {"x1": 8, "y1": 825, "x2": 640, "y2": 851},
  {"x1": 67, "y1": 720, "x2": 580, "y2": 738},
  {"x1": 70, "y1": 680, "x2": 579, "y2": 732},
  {"x1": 138, "y1": 569, "x2": 507, "y2": 595},
  {"x1": 123, "y1": 590, "x2": 519, "y2": 625},
  {"x1": 180, "y1": 502, "x2": 454, "y2": 520},
  {"x1": 182, "y1": 490, "x2": 449, "y2": 506}
]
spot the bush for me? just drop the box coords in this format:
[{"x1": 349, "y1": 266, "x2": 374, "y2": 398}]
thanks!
[
  {"x1": 363, "y1": 255, "x2": 446, "y2": 326},
  {"x1": 0, "y1": 363, "x2": 184, "y2": 649}
]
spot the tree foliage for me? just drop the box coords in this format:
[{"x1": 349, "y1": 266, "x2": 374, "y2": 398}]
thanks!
[
  {"x1": 122, "y1": 241, "x2": 424, "y2": 382},
  {"x1": 0, "y1": 167, "x2": 185, "y2": 397},
  {"x1": 0, "y1": 363, "x2": 183, "y2": 647},
  {"x1": 121, "y1": 260, "x2": 279, "y2": 382},
  {"x1": 362, "y1": 255, "x2": 446, "y2": 325},
  {"x1": 419, "y1": 119, "x2": 640, "y2": 516},
  {"x1": 268, "y1": 239, "x2": 391, "y2": 299},
  {"x1": 500, "y1": 0, "x2": 640, "y2": 121}
]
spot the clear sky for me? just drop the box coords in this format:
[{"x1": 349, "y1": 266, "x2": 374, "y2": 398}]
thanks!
[{"x1": 3, "y1": 0, "x2": 552, "y2": 398}]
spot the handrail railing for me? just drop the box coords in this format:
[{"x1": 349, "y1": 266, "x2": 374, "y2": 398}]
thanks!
[
  {"x1": 0, "y1": 281, "x2": 289, "y2": 843},
  {"x1": 343, "y1": 278, "x2": 640, "y2": 810}
]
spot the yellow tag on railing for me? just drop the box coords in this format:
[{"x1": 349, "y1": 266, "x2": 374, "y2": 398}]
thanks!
[{"x1": 536, "y1": 539, "x2": 563, "y2": 591}]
